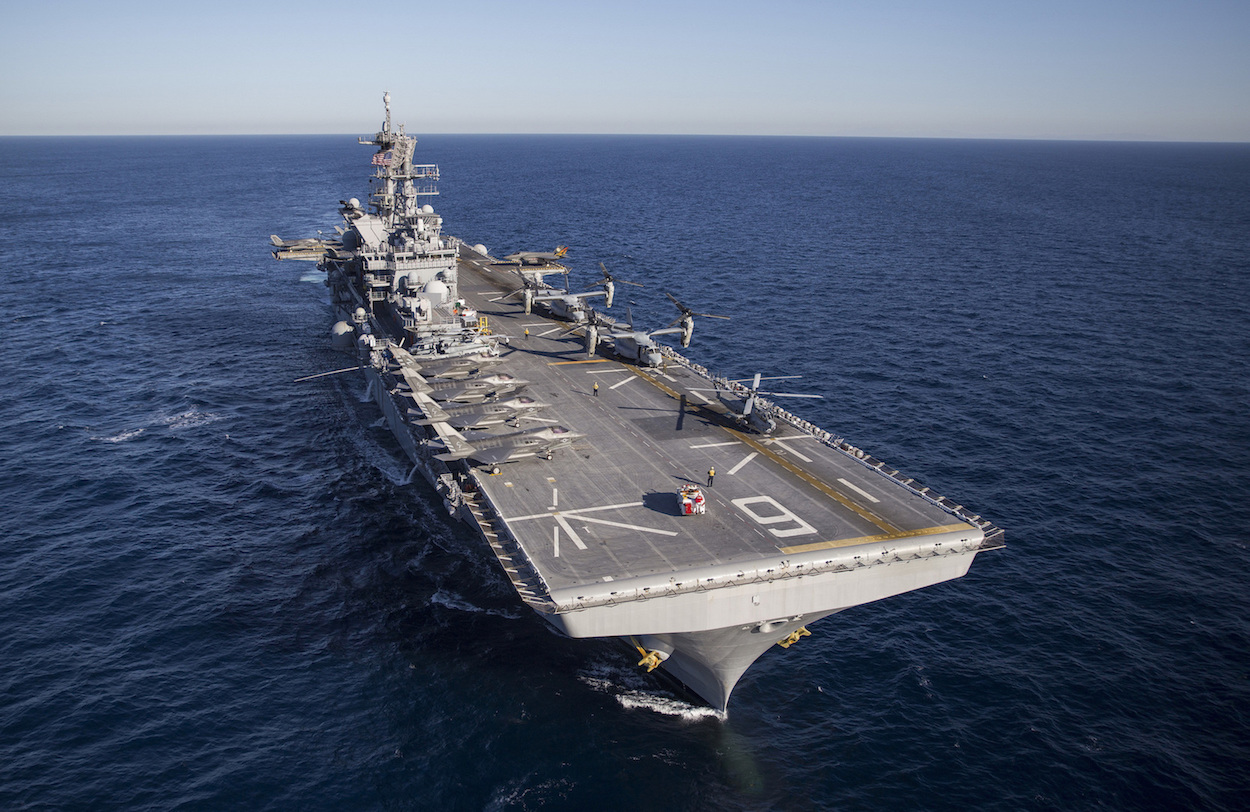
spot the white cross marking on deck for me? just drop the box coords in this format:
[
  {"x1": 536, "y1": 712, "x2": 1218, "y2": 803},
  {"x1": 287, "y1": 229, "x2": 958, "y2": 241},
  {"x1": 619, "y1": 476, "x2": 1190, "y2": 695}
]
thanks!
[
  {"x1": 508, "y1": 500, "x2": 675, "y2": 542},
  {"x1": 609, "y1": 375, "x2": 637, "y2": 390},
  {"x1": 837, "y1": 478, "x2": 881, "y2": 503},
  {"x1": 728, "y1": 452, "x2": 759, "y2": 475},
  {"x1": 510, "y1": 501, "x2": 644, "y2": 521},
  {"x1": 689, "y1": 441, "x2": 738, "y2": 449},
  {"x1": 572, "y1": 515, "x2": 679, "y2": 537},
  {"x1": 552, "y1": 513, "x2": 588, "y2": 550}
]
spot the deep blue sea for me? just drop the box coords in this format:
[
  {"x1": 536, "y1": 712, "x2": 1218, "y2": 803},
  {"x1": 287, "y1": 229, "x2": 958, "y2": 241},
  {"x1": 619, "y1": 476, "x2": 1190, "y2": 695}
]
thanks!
[{"x1": 1, "y1": 132, "x2": 1247, "y2": 810}]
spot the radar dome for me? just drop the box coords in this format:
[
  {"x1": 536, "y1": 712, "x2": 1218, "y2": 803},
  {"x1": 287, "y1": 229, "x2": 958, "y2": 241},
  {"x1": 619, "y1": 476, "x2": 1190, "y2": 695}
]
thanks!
[
  {"x1": 348, "y1": 197, "x2": 360, "y2": 209},
  {"x1": 422, "y1": 279, "x2": 449, "y2": 304},
  {"x1": 421, "y1": 204, "x2": 435, "y2": 214},
  {"x1": 330, "y1": 321, "x2": 354, "y2": 350},
  {"x1": 473, "y1": 244, "x2": 489, "y2": 256}
]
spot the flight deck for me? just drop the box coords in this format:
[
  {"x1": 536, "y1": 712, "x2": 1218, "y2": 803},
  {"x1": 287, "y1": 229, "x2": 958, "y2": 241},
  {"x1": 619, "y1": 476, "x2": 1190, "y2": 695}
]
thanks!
[{"x1": 453, "y1": 250, "x2": 982, "y2": 604}]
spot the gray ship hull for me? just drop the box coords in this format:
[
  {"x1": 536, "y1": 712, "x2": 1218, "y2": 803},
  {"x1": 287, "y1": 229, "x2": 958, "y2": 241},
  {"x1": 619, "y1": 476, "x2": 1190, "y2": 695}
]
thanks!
[{"x1": 276, "y1": 97, "x2": 1003, "y2": 712}]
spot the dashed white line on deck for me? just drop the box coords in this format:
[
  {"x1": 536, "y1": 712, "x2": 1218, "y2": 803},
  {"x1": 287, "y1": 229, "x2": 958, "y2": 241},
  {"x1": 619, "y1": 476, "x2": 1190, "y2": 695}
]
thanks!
[{"x1": 837, "y1": 477, "x2": 880, "y2": 503}]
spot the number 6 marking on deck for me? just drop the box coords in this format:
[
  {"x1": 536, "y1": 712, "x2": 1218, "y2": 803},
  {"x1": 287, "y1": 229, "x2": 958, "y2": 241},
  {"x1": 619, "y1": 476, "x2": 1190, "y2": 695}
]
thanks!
[{"x1": 731, "y1": 496, "x2": 817, "y2": 538}]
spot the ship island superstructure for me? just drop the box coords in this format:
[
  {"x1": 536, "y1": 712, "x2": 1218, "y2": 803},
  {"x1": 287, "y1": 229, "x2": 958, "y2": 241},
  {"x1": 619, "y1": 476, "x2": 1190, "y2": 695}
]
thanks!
[{"x1": 272, "y1": 94, "x2": 1004, "y2": 711}]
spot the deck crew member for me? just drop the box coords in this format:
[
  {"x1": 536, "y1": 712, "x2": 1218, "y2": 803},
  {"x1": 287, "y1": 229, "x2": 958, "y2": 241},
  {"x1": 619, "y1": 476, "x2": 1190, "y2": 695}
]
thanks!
[
  {"x1": 707, "y1": 466, "x2": 715, "y2": 486},
  {"x1": 593, "y1": 381, "x2": 599, "y2": 397}
]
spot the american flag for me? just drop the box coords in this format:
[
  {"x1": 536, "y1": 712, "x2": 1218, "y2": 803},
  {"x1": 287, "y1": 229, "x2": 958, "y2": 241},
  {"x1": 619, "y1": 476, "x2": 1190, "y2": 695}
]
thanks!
[{"x1": 371, "y1": 151, "x2": 392, "y2": 167}]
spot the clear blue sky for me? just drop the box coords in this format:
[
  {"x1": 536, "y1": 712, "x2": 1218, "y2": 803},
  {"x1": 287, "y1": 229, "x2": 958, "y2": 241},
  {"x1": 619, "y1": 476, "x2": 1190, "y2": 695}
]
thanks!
[{"x1": 6, "y1": 0, "x2": 1249, "y2": 140}]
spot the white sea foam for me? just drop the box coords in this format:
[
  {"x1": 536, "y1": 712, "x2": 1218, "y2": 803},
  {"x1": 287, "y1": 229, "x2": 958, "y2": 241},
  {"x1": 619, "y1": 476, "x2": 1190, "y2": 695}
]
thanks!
[
  {"x1": 162, "y1": 408, "x2": 223, "y2": 430},
  {"x1": 578, "y1": 663, "x2": 724, "y2": 721},
  {"x1": 429, "y1": 589, "x2": 523, "y2": 620},
  {"x1": 615, "y1": 690, "x2": 725, "y2": 721},
  {"x1": 429, "y1": 589, "x2": 481, "y2": 614},
  {"x1": 96, "y1": 428, "x2": 145, "y2": 443}
]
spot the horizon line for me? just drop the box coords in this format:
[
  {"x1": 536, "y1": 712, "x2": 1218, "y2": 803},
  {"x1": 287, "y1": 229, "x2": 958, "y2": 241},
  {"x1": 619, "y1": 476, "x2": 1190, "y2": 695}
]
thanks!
[{"x1": 2, "y1": 131, "x2": 1248, "y2": 145}]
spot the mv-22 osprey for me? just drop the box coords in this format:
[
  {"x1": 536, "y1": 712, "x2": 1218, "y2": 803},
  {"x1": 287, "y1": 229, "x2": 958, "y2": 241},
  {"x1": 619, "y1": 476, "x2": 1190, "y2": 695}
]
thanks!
[
  {"x1": 584, "y1": 292, "x2": 730, "y2": 366},
  {"x1": 535, "y1": 262, "x2": 645, "y2": 323},
  {"x1": 496, "y1": 251, "x2": 643, "y2": 324}
]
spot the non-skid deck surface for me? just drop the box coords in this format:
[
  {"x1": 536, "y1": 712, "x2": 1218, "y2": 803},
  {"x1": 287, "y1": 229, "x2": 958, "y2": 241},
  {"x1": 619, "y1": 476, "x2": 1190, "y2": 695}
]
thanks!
[{"x1": 454, "y1": 253, "x2": 972, "y2": 591}]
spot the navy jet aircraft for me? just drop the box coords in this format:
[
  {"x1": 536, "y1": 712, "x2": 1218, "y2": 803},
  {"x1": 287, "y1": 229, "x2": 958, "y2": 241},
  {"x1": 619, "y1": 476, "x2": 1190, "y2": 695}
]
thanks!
[
  {"x1": 385, "y1": 347, "x2": 504, "y2": 381},
  {"x1": 410, "y1": 395, "x2": 550, "y2": 431},
  {"x1": 501, "y1": 245, "x2": 569, "y2": 266},
  {"x1": 416, "y1": 373, "x2": 528, "y2": 404},
  {"x1": 406, "y1": 351, "x2": 505, "y2": 381},
  {"x1": 387, "y1": 345, "x2": 526, "y2": 404},
  {"x1": 431, "y1": 425, "x2": 584, "y2": 466}
]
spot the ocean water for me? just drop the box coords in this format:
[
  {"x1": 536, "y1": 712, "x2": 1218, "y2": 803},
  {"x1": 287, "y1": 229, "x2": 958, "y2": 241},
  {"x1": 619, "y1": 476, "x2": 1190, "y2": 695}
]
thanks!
[{"x1": 1, "y1": 132, "x2": 1247, "y2": 811}]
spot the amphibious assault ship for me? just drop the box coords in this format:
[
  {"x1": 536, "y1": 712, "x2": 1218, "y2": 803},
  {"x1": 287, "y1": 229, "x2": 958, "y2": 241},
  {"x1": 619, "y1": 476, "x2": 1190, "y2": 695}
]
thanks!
[{"x1": 272, "y1": 94, "x2": 1004, "y2": 711}]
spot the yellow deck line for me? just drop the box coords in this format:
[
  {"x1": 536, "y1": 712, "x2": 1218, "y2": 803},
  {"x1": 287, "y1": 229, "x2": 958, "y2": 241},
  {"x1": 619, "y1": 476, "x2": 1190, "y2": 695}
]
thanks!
[
  {"x1": 634, "y1": 369, "x2": 684, "y2": 400},
  {"x1": 631, "y1": 369, "x2": 903, "y2": 535},
  {"x1": 779, "y1": 523, "x2": 974, "y2": 555},
  {"x1": 722, "y1": 425, "x2": 905, "y2": 535}
]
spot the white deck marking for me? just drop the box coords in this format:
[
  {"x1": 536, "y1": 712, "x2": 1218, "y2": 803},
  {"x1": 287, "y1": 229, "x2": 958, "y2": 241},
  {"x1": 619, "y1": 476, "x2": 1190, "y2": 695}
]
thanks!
[
  {"x1": 537, "y1": 326, "x2": 564, "y2": 337},
  {"x1": 728, "y1": 452, "x2": 759, "y2": 475},
  {"x1": 763, "y1": 437, "x2": 813, "y2": 462},
  {"x1": 689, "y1": 441, "x2": 738, "y2": 449},
  {"x1": 554, "y1": 525, "x2": 560, "y2": 558},
  {"x1": 552, "y1": 513, "x2": 588, "y2": 550},
  {"x1": 731, "y1": 495, "x2": 818, "y2": 538},
  {"x1": 573, "y1": 515, "x2": 679, "y2": 537},
  {"x1": 688, "y1": 391, "x2": 713, "y2": 404},
  {"x1": 585, "y1": 368, "x2": 632, "y2": 374},
  {"x1": 609, "y1": 375, "x2": 637, "y2": 390},
  {"x1": 509, "y1": 501, "x2": 644, "y2": 522},
  {"x1": 550, "y1": 487, "x2": 558, "y2": 509},
  {"x1": 837, "y1": 477, "x2": 881, "y2": 503},
  {"x1": 659, "y1": 372, "x2": 677, "y2": 382}
]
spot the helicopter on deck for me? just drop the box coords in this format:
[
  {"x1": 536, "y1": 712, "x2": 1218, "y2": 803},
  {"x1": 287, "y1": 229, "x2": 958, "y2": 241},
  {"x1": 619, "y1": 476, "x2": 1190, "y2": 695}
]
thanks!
[{"x1": 698, "y1": 373, "x2": 824, "y2": 435}]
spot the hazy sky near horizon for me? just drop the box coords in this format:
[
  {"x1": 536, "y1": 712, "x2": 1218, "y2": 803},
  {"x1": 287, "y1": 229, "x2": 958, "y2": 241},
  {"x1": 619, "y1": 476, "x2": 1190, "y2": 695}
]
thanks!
[{"x1": 5, "y1": 0, "x2": 1249, "y2": 140}]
